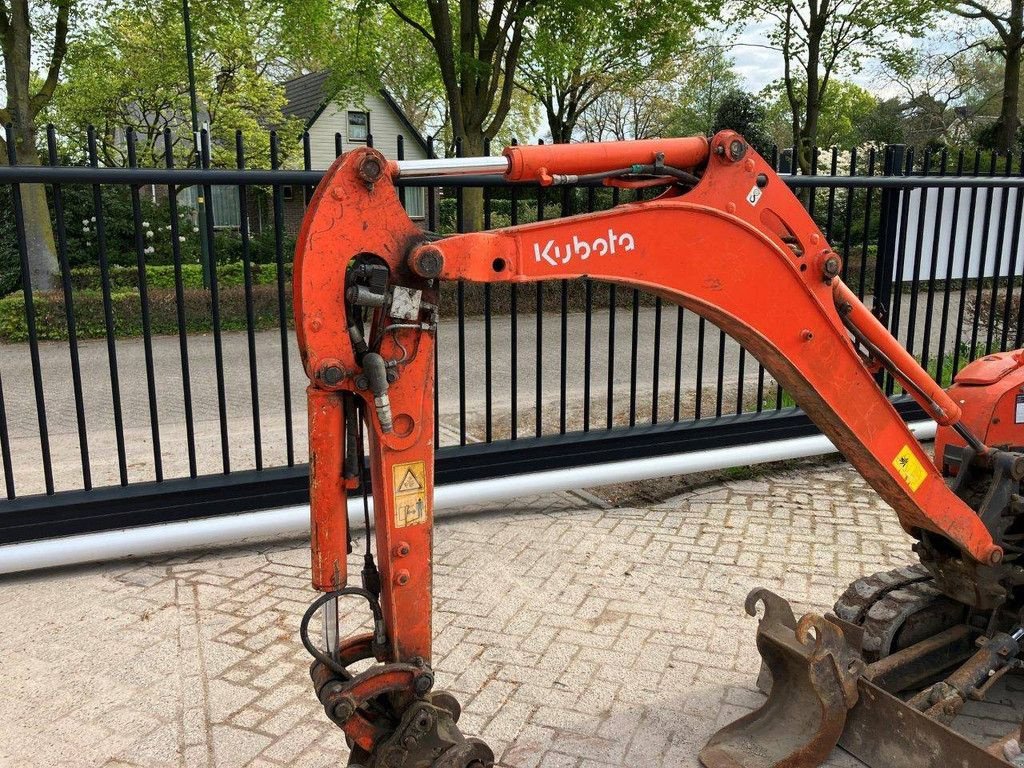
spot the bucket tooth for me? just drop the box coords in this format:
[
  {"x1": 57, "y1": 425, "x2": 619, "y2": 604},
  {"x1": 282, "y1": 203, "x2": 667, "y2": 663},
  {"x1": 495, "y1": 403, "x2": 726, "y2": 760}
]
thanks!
[{"x1": 699, "y1": 589, "x2": 863, "y2": 768}]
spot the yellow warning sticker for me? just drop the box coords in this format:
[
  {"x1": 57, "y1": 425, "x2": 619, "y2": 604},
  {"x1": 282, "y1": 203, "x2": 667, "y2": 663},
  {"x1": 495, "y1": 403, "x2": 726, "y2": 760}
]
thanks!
[
  {"x1": 392, "y1": 460, "x2": 428, "y2": 528},
  {"x1": 892, "y1": 445, "x2": 928, "y2": 492}
]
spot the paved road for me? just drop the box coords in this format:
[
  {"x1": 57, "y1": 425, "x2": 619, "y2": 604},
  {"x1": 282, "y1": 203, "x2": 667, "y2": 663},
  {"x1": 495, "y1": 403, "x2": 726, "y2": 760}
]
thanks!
[
  {"x1": 0, "y1": 465, "x2": 1018, "y2": 766},
  {"x1": 0, "y1": 289, "x2": 995, "y2": 496}
]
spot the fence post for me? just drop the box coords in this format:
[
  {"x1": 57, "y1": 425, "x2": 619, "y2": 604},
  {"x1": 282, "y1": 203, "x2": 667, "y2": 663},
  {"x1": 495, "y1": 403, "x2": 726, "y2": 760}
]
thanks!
[{"x1": 872, "y1": 144, "x2": 905, "y2": 325}]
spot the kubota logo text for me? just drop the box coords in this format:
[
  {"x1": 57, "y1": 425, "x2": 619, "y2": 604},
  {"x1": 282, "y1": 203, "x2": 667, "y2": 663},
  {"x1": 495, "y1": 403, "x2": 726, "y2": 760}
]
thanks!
[{"x1": 532, "y1": 228, "x2": 636, "y2": 266}]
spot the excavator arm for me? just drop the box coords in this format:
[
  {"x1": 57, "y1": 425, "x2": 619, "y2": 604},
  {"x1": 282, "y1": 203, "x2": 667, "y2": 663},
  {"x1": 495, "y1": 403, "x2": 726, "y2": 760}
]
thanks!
[{"x1": 293, "y1": 131, "x2": 1021, "y2": 768}]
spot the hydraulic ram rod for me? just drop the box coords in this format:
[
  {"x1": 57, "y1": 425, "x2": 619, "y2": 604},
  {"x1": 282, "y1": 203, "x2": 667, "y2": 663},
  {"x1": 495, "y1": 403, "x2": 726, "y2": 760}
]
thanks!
[{"x1": 391, "y1": 156, "x2": 511, "y2": 179}]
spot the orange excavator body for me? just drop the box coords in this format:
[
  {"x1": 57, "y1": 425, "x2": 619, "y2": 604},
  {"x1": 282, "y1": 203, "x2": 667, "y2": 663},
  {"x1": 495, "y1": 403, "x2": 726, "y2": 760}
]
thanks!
[{"x1": 935, "y1": 349, "x2": 1024, "y2": 472}]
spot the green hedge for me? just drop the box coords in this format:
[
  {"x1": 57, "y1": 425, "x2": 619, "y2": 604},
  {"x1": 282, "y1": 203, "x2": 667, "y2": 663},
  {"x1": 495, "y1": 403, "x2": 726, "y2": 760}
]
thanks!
[
  {"x1": 0, "y1": 285, "x2": 292, "y2": 342},
  {"x1": 68, "y1": 262, "x2": 293, "y2": 292}
]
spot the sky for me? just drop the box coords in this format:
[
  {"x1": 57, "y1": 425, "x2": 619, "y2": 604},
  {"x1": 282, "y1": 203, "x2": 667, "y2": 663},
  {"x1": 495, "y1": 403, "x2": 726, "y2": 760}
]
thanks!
[{"x1": 732, "y1": 23, "x2": 787, "y2": 92}]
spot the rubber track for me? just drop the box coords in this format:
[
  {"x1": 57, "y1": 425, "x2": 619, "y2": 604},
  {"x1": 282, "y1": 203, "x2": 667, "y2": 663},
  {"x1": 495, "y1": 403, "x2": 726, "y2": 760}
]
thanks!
[
  {"x1": 833, "y1": 564, "x2": 931, "y2": 626},
  {"x1": 858, "y1": 580, "x2": 950, "y2": 655}
]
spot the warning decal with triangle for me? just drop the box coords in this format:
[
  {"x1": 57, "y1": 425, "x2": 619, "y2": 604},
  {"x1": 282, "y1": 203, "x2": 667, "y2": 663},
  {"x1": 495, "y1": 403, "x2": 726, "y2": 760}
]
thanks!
[
  {"x1": 392, "y1": 460, "x2": 428, "y2": 528},
  {"x1": 397, "y1": 468, "x2": 423, "y2": 493}
]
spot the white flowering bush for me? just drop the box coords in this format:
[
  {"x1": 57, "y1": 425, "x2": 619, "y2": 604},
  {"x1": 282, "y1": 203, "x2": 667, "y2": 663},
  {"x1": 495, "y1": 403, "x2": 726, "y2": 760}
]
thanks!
[{"x1": 60, "y1": 185, "x2": 203, "y2": 269}]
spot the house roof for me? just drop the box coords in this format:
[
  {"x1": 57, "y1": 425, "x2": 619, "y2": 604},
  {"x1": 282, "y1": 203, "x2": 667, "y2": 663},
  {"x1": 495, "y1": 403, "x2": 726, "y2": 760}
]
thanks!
[{"x1": 282, "y1": 71, "x2": 430, "y2": 154}]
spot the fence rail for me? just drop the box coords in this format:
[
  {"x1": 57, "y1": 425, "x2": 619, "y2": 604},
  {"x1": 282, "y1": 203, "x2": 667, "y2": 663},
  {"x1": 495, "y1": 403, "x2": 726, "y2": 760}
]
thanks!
[{"x1": 1, "y1": 126, "x2": 1023, "y2": 544}]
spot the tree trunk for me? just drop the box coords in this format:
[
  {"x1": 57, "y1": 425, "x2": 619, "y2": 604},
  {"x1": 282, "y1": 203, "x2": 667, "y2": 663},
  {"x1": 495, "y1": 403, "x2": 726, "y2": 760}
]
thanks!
[
  {"x1": 799, "y1": 106, "x2": 819, "y2": 176},
  {"x1": 1, "y1": 134, "x2": 59, "y2": 293},
  {"x1": 799, "y1": 47, "x2": 821, "y2": 176},
  {"x1": 19, "y1": 181, "x2": 59, "y2": 292},
  {"x1": 3, "y1": 1, "x2": 61, "y2": 291},
  {"x1": 995, "y1": 42, "x2": 1022, "y2": 152},
  {"x1": 459, "y1": 131, "x2": 486, "y2": 232}
]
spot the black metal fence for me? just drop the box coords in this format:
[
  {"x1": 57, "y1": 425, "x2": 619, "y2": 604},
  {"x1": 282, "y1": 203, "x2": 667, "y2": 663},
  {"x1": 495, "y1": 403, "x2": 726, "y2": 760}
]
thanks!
[{"x1": 1, "y1": 125, "x2": 1023, "y2": 544}]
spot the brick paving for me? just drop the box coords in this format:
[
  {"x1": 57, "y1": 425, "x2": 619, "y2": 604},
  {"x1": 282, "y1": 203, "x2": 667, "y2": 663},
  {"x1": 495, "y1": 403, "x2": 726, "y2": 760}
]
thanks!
[{"x1": 0, "y1": 463, "x2": 1020, "y2": 767}]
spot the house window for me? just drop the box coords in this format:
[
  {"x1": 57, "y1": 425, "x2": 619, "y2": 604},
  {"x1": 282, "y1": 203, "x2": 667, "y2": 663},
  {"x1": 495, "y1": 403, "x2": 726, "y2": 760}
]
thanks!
[
  {"x1": 282, "y1": 185, "x2": 294, "y2": 202},
  {"x1": 348, "y1": 111, "x2": 369, "y2": 142},
  {"x1": 404, "y1": 187, "x2": 426, "y2": 220},
  {"x1": 177, "y1": 185, "x2": 241, "y2": 229}
]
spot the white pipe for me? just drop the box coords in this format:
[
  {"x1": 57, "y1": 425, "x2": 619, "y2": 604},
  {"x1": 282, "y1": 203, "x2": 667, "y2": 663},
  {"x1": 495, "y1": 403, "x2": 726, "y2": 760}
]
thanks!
[{"x1": 0, "y1": 421, "x2": 936, "y2": 576}]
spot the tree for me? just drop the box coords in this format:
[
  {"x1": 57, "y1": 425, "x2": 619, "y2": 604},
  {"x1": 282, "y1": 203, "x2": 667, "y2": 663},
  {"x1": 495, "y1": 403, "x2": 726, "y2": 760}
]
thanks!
[
  {"x1": 763, "y1": 79, "x2": 881, "y2": 149},
  {"x1": 296, "y1": 6, "x2": 448, "y2": 138},
  {"x1": 51, "y1": 0, "x2": 191, "y2": 167},
  {"x1": 381, "y1": 0, "x2": 540, "y2": 229},
  {"x1": 52, "y1": 0, "x2": 303, "y2": 168},
  {"x1": 1, "y1": 0, "x2": 74, "y2": 290},
  {"x1": 516, "y1": 0, "x2": 710, "y2": 143},
  {"x1": 577, "y1": 62, "x2": 683, "y2": 141},
  {"x1": 880, "y1": 39, "x2": 1001, "y2": 147},
  {"x1": 950, "y1": 0, "x2": 1023, "y2": 152},
  {"x1": 663, "y1": 42, "x2": 742, "y2": 137},
  {"x1": 713, "y1": 89, "x2": 773, "y2": 152},
  {"x1": 859, "y1": 97, "x2": 906, "y2": 144},
  {"x1": 577, "y1": 44, "x2": 744, "y2": 142},
  {"x1": 814, "y1": 80, "x2": 879, "y2": 147},
  {"x1": 743, "y1": 0, "x2": 936, "y2": 173}
]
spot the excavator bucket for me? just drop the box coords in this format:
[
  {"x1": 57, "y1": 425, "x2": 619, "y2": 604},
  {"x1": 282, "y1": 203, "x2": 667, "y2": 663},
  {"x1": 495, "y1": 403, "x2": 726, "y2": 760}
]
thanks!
[{"x1": 699, "y1": 589, "x2": 863, "y2": 768}]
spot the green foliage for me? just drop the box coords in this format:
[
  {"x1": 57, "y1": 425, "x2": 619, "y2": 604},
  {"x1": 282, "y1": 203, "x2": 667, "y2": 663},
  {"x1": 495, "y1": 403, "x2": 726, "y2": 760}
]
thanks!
[
  {"x1": 760, "y1": 388, "x2": 798, "y2": 411},
  {"x1": 973, "y1": 121, "x2": 1020, "y2": 152},
  {"x1": 0, "y1": 283, "x2": 292, "y2": 342},
  {"x1": 875, "y1": 43, "x2": 998, "y2": 148},
  {"x1": 763, "y1": 79, "x2": 891, "y2": 149},
  {"x1": 49, "y1": 0, "x2": 192, "y2": 166},
  {"x1": 54, "y1": 185, "x2": 200, "y2": 269},
  {"x1": 0, "y1": 181, "x2": 296, "y2": 296},
  {"x1": 50, "y1": 0, "x2": 304, "y2": 168},
  {"x1": 655, "y1": 43, "x2": 741, "y2": 139},
  {"x1": 859, "y1": 99, "x2": 906, "y2": 146},
  {"x1": 816, "y1": 82, "x2": 881, "y2": 148},
  {"x1": 579, "y1": 41, "x2": 742, "y2": 142},
  {"x1": 67, "y1": 261, "x2": 292, "y2": 291},
  {"x1": 294, "y1": 5, "x2": 445, "y2": 138},
  {"x1": 713, "y1": 90, "x2": 773, "y2": 153}
]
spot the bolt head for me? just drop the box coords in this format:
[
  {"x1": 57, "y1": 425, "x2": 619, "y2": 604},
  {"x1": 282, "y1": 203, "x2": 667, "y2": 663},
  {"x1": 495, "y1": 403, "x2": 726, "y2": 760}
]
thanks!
[
  {"x1": 728, "y1": 139, "x2": 747, "y2": 161},
  {"x1": 414, "y1": 673, "x2": 434, "y2": 695},
  {"x1": 322, "y1": 365, "x2": 344, "y2": 386},
  {"x1": 823, "y1": 255, "x2": 841, "y2": 278},
  {"x1": 357, "y1": 154, "x2": 384, "y2": 184},
  {"x1": 332, "y1": 699, "x2": 355, "y2": 722},
  {"x1": 411, "y1": 247, "x2": 444, "y2": 279}
]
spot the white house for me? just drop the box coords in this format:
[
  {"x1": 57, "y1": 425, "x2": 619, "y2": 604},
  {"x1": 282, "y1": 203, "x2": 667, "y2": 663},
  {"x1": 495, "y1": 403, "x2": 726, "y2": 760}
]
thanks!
[{"x1": 280, "y1": 71, "x2": 431, "y2": 228}]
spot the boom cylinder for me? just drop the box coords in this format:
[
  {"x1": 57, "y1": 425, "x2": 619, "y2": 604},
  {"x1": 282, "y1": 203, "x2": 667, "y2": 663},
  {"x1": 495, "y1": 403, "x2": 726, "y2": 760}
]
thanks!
[{"x1": 388, "y1": 136, "x2": 711, "y2": 187}]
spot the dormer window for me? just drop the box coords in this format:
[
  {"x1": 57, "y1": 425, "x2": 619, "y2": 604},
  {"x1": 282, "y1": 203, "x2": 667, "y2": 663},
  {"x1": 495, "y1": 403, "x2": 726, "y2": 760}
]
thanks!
[{"x1": 348, "y1": 111, "x2": 369, "y2": 142}]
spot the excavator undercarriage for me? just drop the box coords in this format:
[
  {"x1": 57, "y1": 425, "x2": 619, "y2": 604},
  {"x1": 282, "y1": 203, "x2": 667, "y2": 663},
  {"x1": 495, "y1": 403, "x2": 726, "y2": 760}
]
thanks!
[
  {"x1": 703, "y1": 353, "x2": 1024, "y2": 768},
  {"x1": 291, "y1": 130, "x2": 1024, "y2": 767}
]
